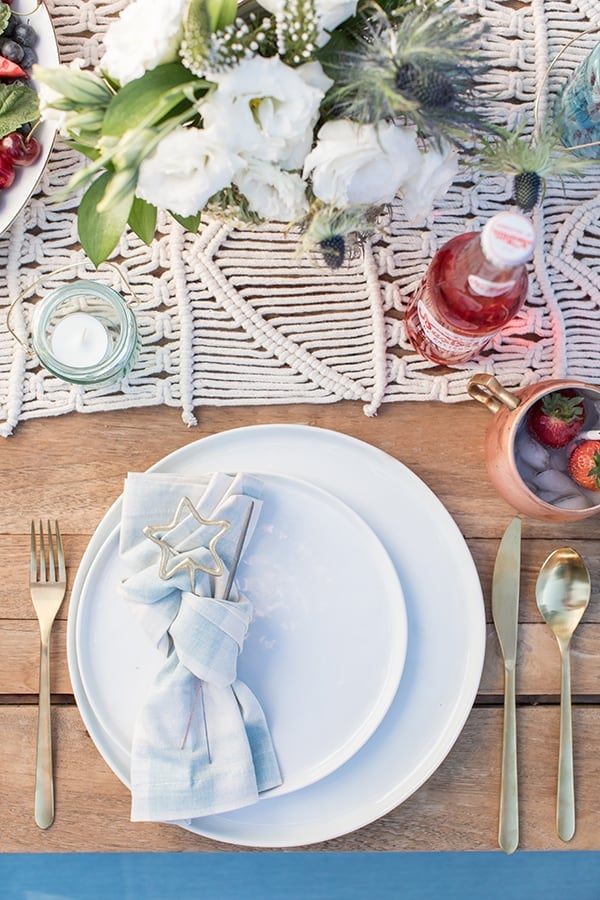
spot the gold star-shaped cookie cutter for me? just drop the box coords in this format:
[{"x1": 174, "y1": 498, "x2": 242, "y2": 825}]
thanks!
[{"x1": 143, "y1": 496, "x2": 230, "y2": 591}]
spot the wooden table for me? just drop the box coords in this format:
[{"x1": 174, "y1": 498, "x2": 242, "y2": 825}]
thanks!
[{"x1": 2, "y1": 398, "x2": 599, "y2": 853}]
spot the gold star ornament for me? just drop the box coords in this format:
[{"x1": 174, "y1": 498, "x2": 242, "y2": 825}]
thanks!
[{"x1": 143, "y1": 496, "x2": 230, "y2": 591}]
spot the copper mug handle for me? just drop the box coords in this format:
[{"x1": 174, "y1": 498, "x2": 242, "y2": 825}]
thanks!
[{"x1": 467, "y1": 374, "x2": 522, "y2": 414}]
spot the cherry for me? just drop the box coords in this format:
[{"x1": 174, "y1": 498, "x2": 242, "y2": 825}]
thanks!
[
  {"x1": 0, "y1": 131, "x2": 40, "y2": 166},
  {"x1": 0, "y1": 156, "x2": 15, "y2": 189}
]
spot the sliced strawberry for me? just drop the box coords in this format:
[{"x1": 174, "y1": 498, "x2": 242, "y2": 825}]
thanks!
[
  {"x1": 568, "y1": 439, "x2": 600, "y2": 491},
  {"x1": 0, "y1": 56, "x2": 27, "y2": 79},
  {"x1": 527, "y1": 389, "x2": 585, "y2": 448}
]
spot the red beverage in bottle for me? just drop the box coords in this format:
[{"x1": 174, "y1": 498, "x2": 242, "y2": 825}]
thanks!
[{"x1": 404, "y1": 212, "x2": 536, "y2": 365}]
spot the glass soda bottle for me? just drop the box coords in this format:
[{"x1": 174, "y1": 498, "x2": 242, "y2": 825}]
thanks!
[{"x1": 404, "y1": 211, "x2": 535, "y2": 365}]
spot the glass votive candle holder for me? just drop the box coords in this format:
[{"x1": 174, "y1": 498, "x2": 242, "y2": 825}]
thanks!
[{"x1": 30, "y1": 280, "x2": 139, "y2": 386}]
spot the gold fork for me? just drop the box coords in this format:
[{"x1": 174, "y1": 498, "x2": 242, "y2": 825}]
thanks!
[{"x1": 29, "y1": 520, "x2": 66, "y2": 830}]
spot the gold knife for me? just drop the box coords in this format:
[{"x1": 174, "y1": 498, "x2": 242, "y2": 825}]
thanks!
[{"x1": 492, "y1": 516, "x2": 521, "y2": 854}]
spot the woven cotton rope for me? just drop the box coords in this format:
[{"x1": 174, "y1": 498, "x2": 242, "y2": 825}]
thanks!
[{"x1": 0, "y1": 0, "x2": 599, "y2": 435}]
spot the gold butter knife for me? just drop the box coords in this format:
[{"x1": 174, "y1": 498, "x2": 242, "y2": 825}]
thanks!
[{"x1": 492, "y1": 516, "x2": 521, "y2": 854}]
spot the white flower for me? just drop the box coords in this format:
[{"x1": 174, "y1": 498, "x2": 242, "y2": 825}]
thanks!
[
  {"x1": 258, "y1": 0, "x2": 358, "y2": 45},
  {"x1": 100, "y1": 0, "x2": 188, "y2": 85},
  {"x1": 304, "y1": 119, "x2": 423, "y2": 207},
  {"x1": 136, "y1": 126, "x2": 242, "y2": 217},
  {"x1": 201, "y1": 56, "x2": 331, "y2": 170},
  {"x1": 401, "y1": 145, "x2": 460, "y2": 223},
  {"x1": 235, "y1": 161, "x2": 309, "y2": 221}
]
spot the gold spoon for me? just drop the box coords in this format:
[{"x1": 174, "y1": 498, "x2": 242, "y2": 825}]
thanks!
[{"x1": 535, "y1": 547, "x2": 591, "y2": 842}]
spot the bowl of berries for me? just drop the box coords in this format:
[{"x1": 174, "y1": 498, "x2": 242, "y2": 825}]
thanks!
[
  {"x1": 0, "y1": 0, "x2": 58, "y2": 233},
  {"x1": 468, "y1": 373, "x2": 600, "y2": 521}
]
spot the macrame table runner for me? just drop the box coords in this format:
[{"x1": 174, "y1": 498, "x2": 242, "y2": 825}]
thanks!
[{"x1": 1, "y1": 0, "x2": 599, "y2": 436}]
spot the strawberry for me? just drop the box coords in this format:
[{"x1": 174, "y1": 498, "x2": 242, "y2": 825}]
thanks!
[
  {"x1": 568, "y1": 440, "x2": 600, "y2": 491},
  {"x1": 527, "y1": 389, "x2": 585, "y2": 448}
]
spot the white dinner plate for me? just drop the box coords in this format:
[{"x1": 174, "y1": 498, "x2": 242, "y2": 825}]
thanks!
[
  {"x1": 75, "y1": 472, "x2": 408, "y2": 797},
  {"x1": 0, "y1": 0, "x2": 59, "y2": 235},
  {"x1": 67, "y1": 424, "x2": 485, "y2": 847}
]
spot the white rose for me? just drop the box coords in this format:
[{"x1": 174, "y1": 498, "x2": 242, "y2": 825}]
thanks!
[
  {"x1": 234, "y1": 161, "x2": 309, "y2": 221},
  {"x1": 201, "y1": 57, "x2": 330, "y2": 170},
  {"x1": 101, "y1": 0, "x2": 188, "y2": 85},
  {"x1": 258, "y1": 0, "x2": 358, "y2": 45},
  {"x1": 401, "y1": 145, "x2": 460, "y2": 223},
  {"x1": 303, "y1": 119, "x2": 422, "y2": 207},
  {"x1": 136, "y1": 126, "x2": 242, "y2": 217}
]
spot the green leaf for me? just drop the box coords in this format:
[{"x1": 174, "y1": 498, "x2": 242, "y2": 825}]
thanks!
[
  {"x1": 128, "y1": 197, "x2": 157, "y2": 245},
  {"x1": 78, "y1": 172, "x2": 134, "y2": 266},
  {"x1": 0, "y1": 84, "x2": 39, "y2": 140},
  {"x1": 101, "y1": 64, "x2": 199, "y2": 137},
  {"x1": 170, "y1": 210, "x2": 202, "y2": 232},
  {"x1": 0, "y1": 4, "x2": 11, "y2": 35},
  {"x1": 206, "y1": 0, "x2": 238, "y2": 30},
  {"x1": 33, "y1": 65, "x2": 112, "y2": 106},
  {"x1": 66, "y1": 140, "x2": 101, "y2": 160}
]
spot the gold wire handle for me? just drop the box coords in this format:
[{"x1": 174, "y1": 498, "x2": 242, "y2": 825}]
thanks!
[
  {"x1": 534, "y1": 24, "x2": 600, "y2": 153},
  {"x1": 5, "y1": 261, "x2": 142, "y2": 355}
]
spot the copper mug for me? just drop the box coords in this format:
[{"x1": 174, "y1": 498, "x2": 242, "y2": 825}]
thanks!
[{"x1": 468, "y1": 373, "x2": 600, "y2": 521}]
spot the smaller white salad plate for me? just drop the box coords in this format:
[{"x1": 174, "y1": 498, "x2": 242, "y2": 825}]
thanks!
[{"x1": 74, "y1": 472, "x2": 408, "y2": 798}]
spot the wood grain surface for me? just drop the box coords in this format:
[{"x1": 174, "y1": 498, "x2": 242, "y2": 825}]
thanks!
[{"x1": 2, "y1": 399, "x2": 600, "y2": 852}]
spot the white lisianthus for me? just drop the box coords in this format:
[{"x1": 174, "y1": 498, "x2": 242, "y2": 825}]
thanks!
[
  {"x1": 136, "y1": 126, "x2": 243, "y2": 218},
  {"x1": 201, "y1": 57, "x2": 331, "y2": 170},
  {"x1": 401, "y1": 145, "x2": 460, "y2": 223},
  {"x1": 101, "y1": 0, "x2": 188, "y2": 85},
  {"x1": 234, "y1": 162, "x2": 309, "y2": 221},
  {"x1": 304, "y1": 119, "x2": 423, "y2": 207},
  {"x1": 257, "y1": 0, "x2": 358, "y2": 45}
]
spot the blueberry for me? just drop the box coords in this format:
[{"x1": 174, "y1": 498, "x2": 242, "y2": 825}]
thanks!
[
  {"x1": 0, "y1": 38, "x2": 24, "y2": 63},
  {"x1": 20, "y1": 46, "x2": 37, "y2": 68},
  {"x1": 13, "y1": 23, "x2": 36, "y2": 47},
  {"x1": 3, "y1": 14, "x2": 17, "y2": 38}
]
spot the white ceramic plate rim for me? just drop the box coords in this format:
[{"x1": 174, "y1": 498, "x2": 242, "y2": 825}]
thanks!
[
  {"x1": 67, "y1": 424, "x2": 485, "y2": 847},
  {"x1": 0, "y1": 0, "x2": 59, "y2": 235},
  {"x1": 74, "y1": 471, "x2": 408, "y2": 798}
]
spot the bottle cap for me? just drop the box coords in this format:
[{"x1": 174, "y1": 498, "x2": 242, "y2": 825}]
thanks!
[{"x1": 480, "y1": 212, "x2": 535, "y2": 267}]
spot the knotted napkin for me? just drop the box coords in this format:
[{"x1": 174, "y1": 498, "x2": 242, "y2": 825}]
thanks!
[{"x1": 119, "y1": 471, "x2": 282, "y2": 823}]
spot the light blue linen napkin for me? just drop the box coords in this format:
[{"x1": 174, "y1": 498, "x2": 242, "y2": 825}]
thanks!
[{"x1": 119, "y1": 471, "x2": 282, "y2": 823}]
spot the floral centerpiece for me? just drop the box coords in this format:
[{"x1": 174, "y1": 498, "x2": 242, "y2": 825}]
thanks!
[{"x1": 35, "y1": 0, "x2": 491, "y2": 267}]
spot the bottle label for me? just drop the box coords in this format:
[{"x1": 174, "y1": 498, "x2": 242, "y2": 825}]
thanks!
[
  {"x1": 467, "y1": 274, "x2": 516, "y2": 297},
  {"x1": 415, "y1": 295, "x2": 490, "y2": 355}
]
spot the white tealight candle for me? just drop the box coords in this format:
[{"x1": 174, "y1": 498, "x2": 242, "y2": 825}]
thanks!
[{"x1": 50, "y1": 312, "x2": 109, "y2": 368}]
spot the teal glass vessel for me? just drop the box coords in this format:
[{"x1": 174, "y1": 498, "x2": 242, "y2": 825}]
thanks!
[
  {"x1": 31, "y1": 281, "x2": 139, "y2": 386},
  {"x1": 554, "y1": 41, "x2": 600, "y2": 159}
]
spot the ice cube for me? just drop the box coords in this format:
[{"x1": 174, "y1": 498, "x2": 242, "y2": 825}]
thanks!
[
  {"x1": 549, "y1": 449, "x2": 568, "y2": 469},
  {"x1": 551, "y1": 494, "x2": 592, "y2": 510},
  {"x1": 514, "y1": 432, "x2": 550, "y2": 472},
  {"x1": 533, "y1": 468, "x2": 580, "y2": 497}
]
